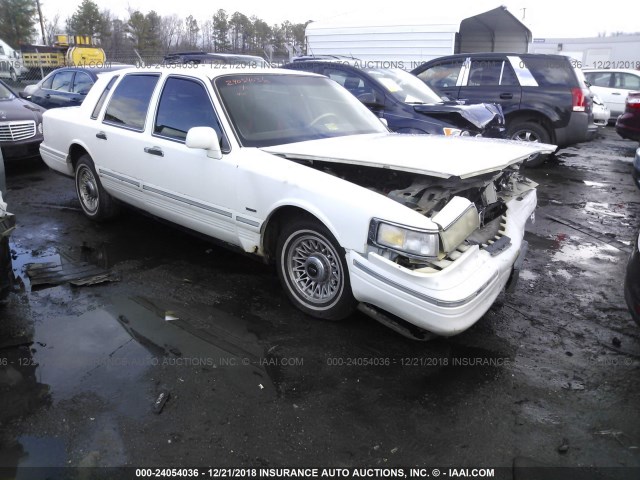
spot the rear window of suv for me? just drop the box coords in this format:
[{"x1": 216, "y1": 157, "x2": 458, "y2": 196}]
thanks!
[{"x1": 520, "y1": 57, "x2": 577, "y2": 87}]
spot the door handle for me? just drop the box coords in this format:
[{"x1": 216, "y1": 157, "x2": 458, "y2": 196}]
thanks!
[
  {"x1": 45, "y1": 94, "x2": 50, "y2": 99},
  {"x1": 144, "y1": 146, "x2": 164, "y2": 157},
  {"x1": 499, "y1": 93, "x2": 513, "y2": 99},
  {"x1": 96, "y1": 131, "x2": 107, "y2": 140},
  {"x1": 71, "y1": 97, "x2": 81, "y2": 101}
]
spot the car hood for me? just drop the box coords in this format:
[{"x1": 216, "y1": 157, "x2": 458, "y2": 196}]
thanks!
[
  {"x1": 262, "y1": 133, "x2": 556, "y2": 179},
  {"x1": 413, "y1": 102, "x2": 504, "y2": 130},
  {"x1": 0, "y1": 97, "x2": 44, "y2": 122}
]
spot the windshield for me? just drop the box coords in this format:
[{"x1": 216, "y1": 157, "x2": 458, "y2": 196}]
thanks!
[
  {"x1": 0, "y1": 82, "x2": 16, "y2": 100},
  {"x1": 364, "y1": 68, "x2": 442, "y2": 104},
  {"x1": 214, "y1": 74, "x2": 388, "y2": 147}
]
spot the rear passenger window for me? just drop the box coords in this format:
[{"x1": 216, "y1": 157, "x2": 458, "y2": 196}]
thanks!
[
  {"x1": 468, "y1": 60, "x2": 517, "y2": 86},
  {"x1": 154, "y1": 76, "x2": 227, "y2": 149},
  {"x1": 51, "y1": 71, "x2": 74, "y2": 91},
  {"x1": 72, "y1": 72, "x2": 93, "y2": 94},
  {"x1": 104, "y1": 74, "x2": 159, "y2": 131},
  {"x1": 615, "y1": 73, "x2": 640, "y2": 90}
]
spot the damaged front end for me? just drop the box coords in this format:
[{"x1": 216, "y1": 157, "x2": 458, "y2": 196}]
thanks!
[
  {"x1": 414, "y1": 102, "x2": 506, "y2": 138},
  {"x1": 367, "y1": 164, "x2": 536, "y2": 272}
]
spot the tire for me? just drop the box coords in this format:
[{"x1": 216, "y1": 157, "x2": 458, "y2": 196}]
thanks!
[
  {"x1": 276, "y1": 218, "x2": 357, "y2": 321},
  {"x1": 74, "y1": 154, "x2": 119, "y2": 221},
  {"x1": 507, "y1": 121, "x2": 552, "y2": 167}
]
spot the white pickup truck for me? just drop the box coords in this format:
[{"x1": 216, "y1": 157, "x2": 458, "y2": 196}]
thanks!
[{"x1": 39, "y1": 66, "x2": 554, "y2": 339}]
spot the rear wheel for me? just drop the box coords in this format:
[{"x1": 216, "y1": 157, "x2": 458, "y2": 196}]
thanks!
[
  {"x1": 507, "y1": 121, "x2": 551, "y2": 167},
  {"x1": 74, "y1": 154, "x2": 119, "y2": 221},
  {"x1": 276, "y1": 218, "x2": 356, "y2": 321}
]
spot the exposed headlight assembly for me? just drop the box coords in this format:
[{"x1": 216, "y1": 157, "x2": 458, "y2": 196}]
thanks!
[
  {"x1": 442, "y1": 127, "x2": 471, "y2": 136},
  {"x1": 432, "y1": 196, "x2": 480, "y2": 253},
  {"x1": 369, "y1": 219, "x2": 439, "y2": 258}
]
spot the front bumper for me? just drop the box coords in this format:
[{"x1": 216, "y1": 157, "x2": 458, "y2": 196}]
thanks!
[
  {"x1": 1, "y1": 134, "x2": 43, "y2": 160},
  {"x1": 348, "y1": 189, "x2": 536, "y2": 336}
]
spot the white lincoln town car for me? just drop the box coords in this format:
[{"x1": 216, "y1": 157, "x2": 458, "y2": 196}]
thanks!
[{"x1": 39, "y1": 66, "x2": 554, "y2": 340}]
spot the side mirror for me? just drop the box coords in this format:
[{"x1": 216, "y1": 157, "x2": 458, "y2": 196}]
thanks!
[
  {"x1": 19, "y1": 91, "x2": 30, "y2": 99},
  {"x1": 186, "y1": 126, "x2": 222, "y2": 160}
]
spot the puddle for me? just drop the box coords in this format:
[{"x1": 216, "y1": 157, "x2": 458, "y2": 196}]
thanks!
[
  {"x1": 26, "y1": 295, "x2": 275, "y2": 415},
  {"x1": 583, "y1": 181, "x2": 607, "y2": 188},
  {"x1": 552, "y1": 243, "x2": 620, "y2": 264},
  {"x1": 584, "y1": 202, "x2": 626, "y2": 218},
  {"x1": 520, "y1": 270, "x2": 539, "y2": 282}
]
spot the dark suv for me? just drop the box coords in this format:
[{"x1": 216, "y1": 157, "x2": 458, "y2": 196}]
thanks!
[
  {"x1": 163, "y1": 52, "x2": 269, "y2": 68},
  {"x1": 411, "y1": 53, "x2": 594, "y2": 166},
  {"x1": 283, "y1": 60, "x2": 505, "y2": 138}
]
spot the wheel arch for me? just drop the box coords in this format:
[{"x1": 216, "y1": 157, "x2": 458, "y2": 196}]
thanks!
[
  {"x1": 261, "y1": 205, "x2": 335, "y2": 264},
  {"x1": 68, "y1": 143, "x2": 90, "y2": 171},
  {"x1": 505, "y1": 110, "x2": 555, "y2": 143}
]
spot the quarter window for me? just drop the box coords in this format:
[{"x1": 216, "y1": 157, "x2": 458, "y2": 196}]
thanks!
[
  {"x1": 91, "y1": 75, "x2": 119, "y2": 120},
  {"x1": 154, "y1": 76, "x2": 226, "y2": 148},
  {"x1": 103, "y1": 74, "x2": 159, "y2": 131}
]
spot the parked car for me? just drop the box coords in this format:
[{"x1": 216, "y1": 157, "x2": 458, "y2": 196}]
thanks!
[
  {"x1": 615, "y1": 91, "x2": 640, "y2": 142},
  {"x1": 625, "y1": 228, "x2": 640, "y2": 326},
  {"x1": 39, "y1": 66, "x2": 554, "y2": 339},
  {"x1": 163, "y1": 52, "x2": 269, "y2": 68},
  {"x1": 0, "y1": 79, "x2": 44, "y2": 160},
  {"x1": 282, "y1": 60, "x2": 505, "y2": 138},
  {"x1": 0, "y1": 147, "x2": 15, "y2": 297},
  {"x1": 575, "y1": 67, "x2": 608, "y2": 131},
  {"x1": 583, "y1": 69, "x2": 640, "y2": 119},
  {"x1": 411, "y1": 53, "x2": 594, "y2": 166},
  {"x1": 592, "y1": 94, "x2": 611, "y2": 126},
  {"x1": 19, "y1": 65, "x2": 131, "y2": 109}
]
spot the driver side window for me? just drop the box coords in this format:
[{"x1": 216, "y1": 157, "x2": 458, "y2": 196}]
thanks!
[{"x1": 154, "y1": 76, "x2": 228, "y2": 150}]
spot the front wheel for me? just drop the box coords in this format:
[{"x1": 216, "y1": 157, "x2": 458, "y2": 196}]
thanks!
[
  {"x1": 507, "y1": 121, "x2": 552, "y2": 167},
  {"x1": 276, "y1": 219, "x2": 357, "y2": 321},
  {"x1": 74, "y1": 154, "x2": 119, "y2": 221}
]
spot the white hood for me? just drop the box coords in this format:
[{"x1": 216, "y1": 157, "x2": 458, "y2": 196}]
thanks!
[{"x1": 262, "y1": 133, "x2": 556, "y2": 179}]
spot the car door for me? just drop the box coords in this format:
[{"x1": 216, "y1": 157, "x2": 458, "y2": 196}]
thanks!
[
  {"x1": 413, "y1": 59, "x2": 465, "y2": 99},
  {"x1": 457, "y1": 58, "x2": 522, "y2": 114},
  {"x1": 612, "y1": 72, "x2": 640, "y2": 116},
  {"x1": 138, "y1": 75, "x2": 239, "y2": 244},
  {"x1": 585, "y1": 72, "x2": 622, "y2": 117},
  {"x1": 32, "y1": 70, "x2": 75, "y2": 109},
  {"x1": 90, "y1": 73, "x2": 161, "y2": 206}
]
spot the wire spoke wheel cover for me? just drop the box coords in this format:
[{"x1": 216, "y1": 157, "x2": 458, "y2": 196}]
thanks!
[
  {"x1": 76, "y1": 165, "x2": 99, "y2": 214},
  {"x1": 286, "y1": 231, "x2": 343, "y2": 306},
  {"x1": 277, "y1": 220, "x2": 356, "y2": 320}
]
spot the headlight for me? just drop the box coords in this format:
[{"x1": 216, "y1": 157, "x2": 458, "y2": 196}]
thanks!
[
  {"x1": 442, "y1": 127, "x2": 471, "y2": 137},
  {"x1": 443, "y1": 127, "x2": 462, "y2": 136},
  {"x1": 369, "y1": 219, "x2": 439, "y2": 258},
  {"x1": 37, "y1": 122, "x2": 43, "y2": 134}
]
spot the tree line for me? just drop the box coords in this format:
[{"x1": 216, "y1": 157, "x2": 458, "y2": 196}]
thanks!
[{"x1": 0, "y1": 0, "x2": 310, "y2": 60}]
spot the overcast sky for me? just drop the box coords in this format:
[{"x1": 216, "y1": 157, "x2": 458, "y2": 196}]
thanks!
[{"x1": 40, "y1": 0, "x2": 639, "y2": 39}]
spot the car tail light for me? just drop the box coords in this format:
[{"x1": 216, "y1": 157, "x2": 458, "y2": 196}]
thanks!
[
  {"x1": 571, "y1": 87, "x2": 586, "y2": 112},
  {"x1": 627, "y1": 95, "x2": 640, "y2": 109}
]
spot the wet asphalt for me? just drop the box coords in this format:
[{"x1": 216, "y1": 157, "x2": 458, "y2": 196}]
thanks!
[{"x1": 0, "y1": 126, "x2": 639, "y2": 475}]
